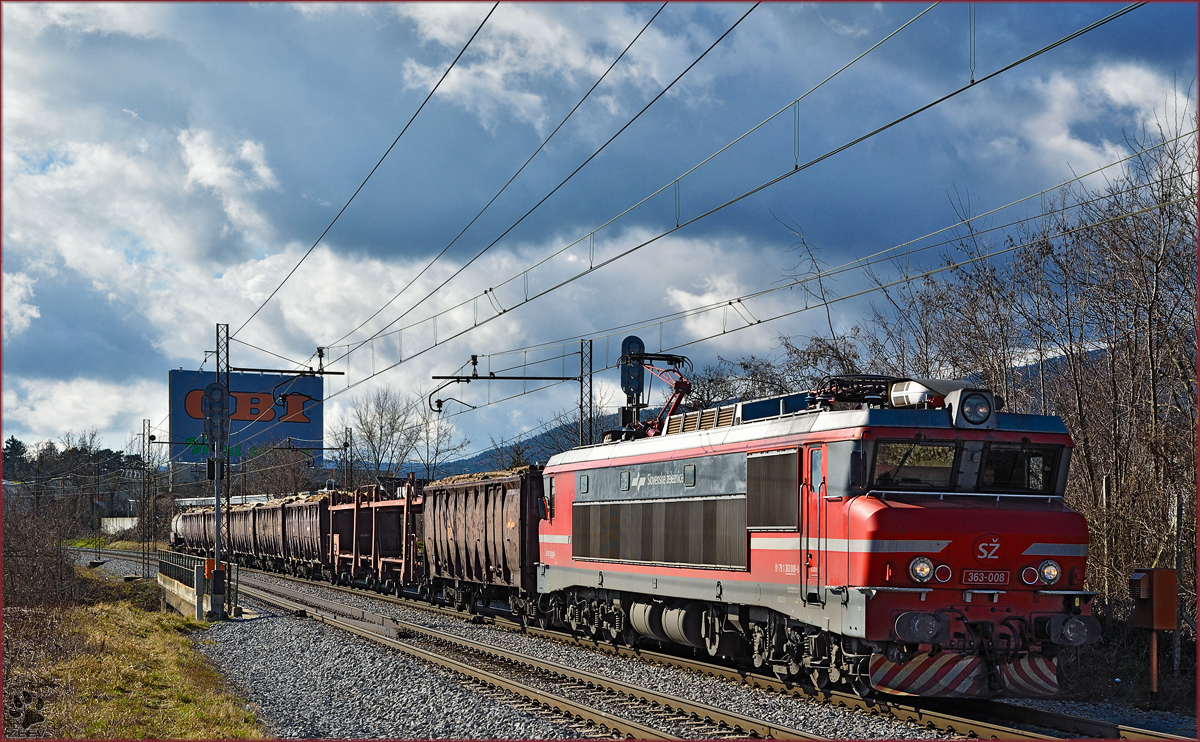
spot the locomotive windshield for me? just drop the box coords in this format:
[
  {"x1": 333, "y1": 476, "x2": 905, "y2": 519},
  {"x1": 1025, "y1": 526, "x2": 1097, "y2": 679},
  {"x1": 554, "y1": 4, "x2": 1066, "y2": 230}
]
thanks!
[
  {"x1": 872, "y1": 442, "x2": 956, "y2": 489},
  {"x1": 868, "y1": 439, "x2": 1065, "y2": 495},
  {"x1": 979, "y1": 444, "x2": 1059, "y2": 493}
]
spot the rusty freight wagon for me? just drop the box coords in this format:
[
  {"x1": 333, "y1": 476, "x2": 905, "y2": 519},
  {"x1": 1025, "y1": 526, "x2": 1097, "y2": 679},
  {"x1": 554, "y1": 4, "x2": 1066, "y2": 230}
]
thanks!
[
  {"x1": 227, "y1": 503, "x2": 259, "y2": 565},
  {"x1": 173, "y1": 507, "x2": 215, "y2": 554},
  {"x1": 284, "y1": 493, "x2": 330, "y2": 578},
  {"x1": 422, "y1": 467, "x2": 543, "y2": 616},
  {"x1": 328, "y1": 479, "x2": 423, "y2": 592},
  {"x1": 254, "y1": 497, "x2": 289, "y2": 571}
]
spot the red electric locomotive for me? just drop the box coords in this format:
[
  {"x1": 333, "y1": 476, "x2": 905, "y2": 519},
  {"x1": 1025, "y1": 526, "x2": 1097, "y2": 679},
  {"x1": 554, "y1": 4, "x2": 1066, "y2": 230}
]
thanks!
[
  {"x1": 170, "y1": 345, "x2": 1099, "y2": 700},
  {"x1": 536, "y1": 359, "x2": 1098, "y2": 698}
]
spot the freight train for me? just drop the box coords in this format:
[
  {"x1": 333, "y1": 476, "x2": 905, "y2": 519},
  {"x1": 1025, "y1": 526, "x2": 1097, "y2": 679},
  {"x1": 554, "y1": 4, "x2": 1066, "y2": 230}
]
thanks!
[{"x1": 172, "y1": 359, "x2": 1099, "y2": 699}]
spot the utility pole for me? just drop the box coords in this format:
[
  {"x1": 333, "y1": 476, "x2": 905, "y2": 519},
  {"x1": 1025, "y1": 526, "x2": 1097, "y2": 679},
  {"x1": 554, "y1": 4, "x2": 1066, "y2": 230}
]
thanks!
[
  {"x1": 431, "y1": 351, "x2": 591, "y2": 445},
  {"x1": 140, "y1": 419, "x2": 148, "y2": 577},
  {"x1": 580, "y1": 340, "x2": 593, "y2": 446},
  {"x1": 219, "y1": 324, "x2": 233, "y2": 617},
  {"x1": 203, "y1": 323, "x2": 232, "y2": 620},
  {"x1": 344, "y1": 428, "x2": 353, "y2": 490},
  {"x1": 92, "y1": 448, "x2": 101, "y2": 564}
]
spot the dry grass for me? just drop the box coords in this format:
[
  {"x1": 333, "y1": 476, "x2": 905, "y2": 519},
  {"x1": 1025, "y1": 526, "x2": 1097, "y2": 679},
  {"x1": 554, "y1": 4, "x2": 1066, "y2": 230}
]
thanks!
[
  {"x1": 103, "y1": 540, "x2": 171, "y2": 552},
  {"x1": 4, "y1": 569, "x2": 271, "y2": 739}
]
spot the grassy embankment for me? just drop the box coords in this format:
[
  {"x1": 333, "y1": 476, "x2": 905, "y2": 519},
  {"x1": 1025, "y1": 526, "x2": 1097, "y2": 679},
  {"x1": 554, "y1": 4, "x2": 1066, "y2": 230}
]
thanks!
[
  {"x1": 64, "y1": 537, "x2": 171, "y2": 552},
  {"x1": 4, "y1": 567, "x2": 270, "y2": 739}
]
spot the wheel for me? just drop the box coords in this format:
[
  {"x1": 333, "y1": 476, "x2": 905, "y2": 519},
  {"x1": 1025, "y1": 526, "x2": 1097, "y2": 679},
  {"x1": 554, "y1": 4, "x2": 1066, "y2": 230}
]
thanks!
[
  {"x1": 809, "y1": 668, "x2": 830, "y2": 689},
  {"x1": 703, "y1": 607, "x2": 724, "y2": 657},
  {"x1": 852, "y1": 676, "x2": 874, "y2": 698},
  {"x1": 749, "y1": 625, "x2": 770, "y2": 668}
]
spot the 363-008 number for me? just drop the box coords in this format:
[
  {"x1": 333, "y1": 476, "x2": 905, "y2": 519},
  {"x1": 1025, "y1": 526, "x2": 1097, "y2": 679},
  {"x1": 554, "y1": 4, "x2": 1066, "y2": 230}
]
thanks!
[{"x1": 962, "y1": 570, "x2": 1009, "y2": 585}]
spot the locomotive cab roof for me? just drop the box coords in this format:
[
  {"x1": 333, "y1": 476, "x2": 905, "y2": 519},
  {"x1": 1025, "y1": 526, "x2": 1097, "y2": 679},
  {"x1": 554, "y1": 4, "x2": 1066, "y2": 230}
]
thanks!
[{"x1": 596, "y1": 375, "x2": 1045, "y2": 448}]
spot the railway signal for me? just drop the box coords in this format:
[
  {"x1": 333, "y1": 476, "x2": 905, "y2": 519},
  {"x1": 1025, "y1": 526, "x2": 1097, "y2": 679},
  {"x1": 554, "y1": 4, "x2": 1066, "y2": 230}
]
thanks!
[{"x1": 201, "y1": 380, "x2": 231, "y2": 619}]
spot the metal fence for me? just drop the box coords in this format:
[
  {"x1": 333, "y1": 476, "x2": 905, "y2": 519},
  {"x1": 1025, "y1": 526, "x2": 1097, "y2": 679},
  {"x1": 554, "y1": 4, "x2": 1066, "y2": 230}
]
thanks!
[{"x1": 158, "y1": 549, "x2": 205, "y2": 588}]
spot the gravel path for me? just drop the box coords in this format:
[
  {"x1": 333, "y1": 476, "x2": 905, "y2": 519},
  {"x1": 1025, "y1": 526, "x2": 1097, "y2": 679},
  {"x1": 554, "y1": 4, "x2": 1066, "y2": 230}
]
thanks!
[{"x1": 70, "y1": 550, "x2": 154, "y2": 579}]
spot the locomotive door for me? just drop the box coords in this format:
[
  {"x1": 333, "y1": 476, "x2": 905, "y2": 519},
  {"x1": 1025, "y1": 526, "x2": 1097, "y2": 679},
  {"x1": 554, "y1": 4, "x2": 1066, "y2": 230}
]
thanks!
[{"x1": 802, "y1": 444, "x2": 827, "y2": 605}]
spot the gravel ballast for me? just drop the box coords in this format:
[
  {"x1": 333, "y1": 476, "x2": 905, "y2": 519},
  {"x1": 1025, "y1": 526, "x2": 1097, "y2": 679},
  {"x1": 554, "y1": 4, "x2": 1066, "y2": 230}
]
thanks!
[
  {"x1": 196, "y1": 599, "x2": 578, "y2": 739},
  {"x1": 241, "y1": 572, "x2": 963, "y2": 740},
  {"x1": 76, "y1": 551, "x2": 1198, "y2": 740}
]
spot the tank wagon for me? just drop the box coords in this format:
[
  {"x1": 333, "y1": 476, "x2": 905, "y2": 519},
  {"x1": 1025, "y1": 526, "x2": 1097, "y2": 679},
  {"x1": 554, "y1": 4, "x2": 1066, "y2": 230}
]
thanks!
[{"x1": 173, "y1": 370, "x2": 1098, "y2": 699}]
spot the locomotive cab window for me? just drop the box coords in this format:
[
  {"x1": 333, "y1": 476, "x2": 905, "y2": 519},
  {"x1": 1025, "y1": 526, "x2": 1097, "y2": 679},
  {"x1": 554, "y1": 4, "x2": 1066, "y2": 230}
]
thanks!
[
  {"x1": 979, "y1": 445, "x2": 1060, "y2": 493},
  {"x1": 547, "y1": 476, "x2": 555, "y2": 519},
  {"x1": 872, "y1": 441, "x2": 957, "y2": 490},
  {"x1": 684, "y1": 464, "x2": 696, "y2": 487}
]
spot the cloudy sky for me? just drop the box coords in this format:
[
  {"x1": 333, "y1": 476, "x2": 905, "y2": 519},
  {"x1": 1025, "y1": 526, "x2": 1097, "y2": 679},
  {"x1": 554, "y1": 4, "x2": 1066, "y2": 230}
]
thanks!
[{"x1": 2, "y1": 2, "x2": 1195, "y2": 457}]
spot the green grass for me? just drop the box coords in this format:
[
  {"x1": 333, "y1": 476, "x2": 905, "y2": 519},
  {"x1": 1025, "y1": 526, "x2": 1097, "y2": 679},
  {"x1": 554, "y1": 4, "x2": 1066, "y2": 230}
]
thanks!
[{"x1": 4, "y1": 568, "x2": 272, "y2": 739}]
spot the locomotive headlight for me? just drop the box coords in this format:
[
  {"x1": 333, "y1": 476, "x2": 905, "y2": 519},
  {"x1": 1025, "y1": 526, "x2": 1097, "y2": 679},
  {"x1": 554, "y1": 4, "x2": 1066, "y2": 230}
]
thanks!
[
  {"x1": 909, "y1": 556, "x2": 934, "y2": 583},
  {"x1": 1039, "y1": 559, "x2": 1061, "y2": 584},
  {"x1": 961, "y1": 393, "x2": 992, "y2": 424}
]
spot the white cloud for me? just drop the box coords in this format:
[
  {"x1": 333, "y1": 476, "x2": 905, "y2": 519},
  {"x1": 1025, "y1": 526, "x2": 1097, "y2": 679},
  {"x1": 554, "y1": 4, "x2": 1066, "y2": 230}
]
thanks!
[
  {"x1": 2, "y1": 272, "x2": 40, "y2": 339},
  {"x1": 1021, "y1": 72, "x2": 1127, "y2": 174},
  {"x1": 821, "y1": 17, "x2": 870, "y2": 38},
  {"x1": 1093, "y1": 63, "x2": 1191, "y2": 131},
  {"x1": 2, "y1": 376, "x2": 167, "y2": 442},
  {"x1": 942, "y1": 62, "x2": 1193, "y2": 182},
  {"x1": 396, "y1": 4, "x2": 697, "y2": 134},
  {"x1": 179, "y1": 128, "x2": 279, "y2": 245},
  {"x1": 2, "y1": 3, "x2": 169, "y2": 38}
]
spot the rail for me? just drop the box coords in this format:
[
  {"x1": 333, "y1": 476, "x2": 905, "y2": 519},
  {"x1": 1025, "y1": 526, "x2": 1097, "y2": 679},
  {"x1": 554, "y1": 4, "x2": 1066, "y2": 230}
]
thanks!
[
  {"x1": 236, "y1": 573, "x2": 828, "y2": 740},
  {"x1": 92, "y1": 547, "x2": 1196, "y2": 741}
]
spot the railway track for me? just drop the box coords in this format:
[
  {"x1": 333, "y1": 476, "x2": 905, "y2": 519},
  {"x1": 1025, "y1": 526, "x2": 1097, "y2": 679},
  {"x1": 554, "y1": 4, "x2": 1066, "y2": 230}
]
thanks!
[
  {"x1": 235, "y1": 572, "x2": 827, "y2": 740},
  {"x1": 87, "y1": 547, "x2": 1193, "y2": 740}
]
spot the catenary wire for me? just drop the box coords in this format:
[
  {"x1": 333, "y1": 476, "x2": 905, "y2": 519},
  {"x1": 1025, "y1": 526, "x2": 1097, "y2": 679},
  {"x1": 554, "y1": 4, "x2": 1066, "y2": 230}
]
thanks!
[
  {"x1": 176, "y1": 3, "x2": 1150, "y2": 457},
  {"x1": 321, "y1": 0, "x2": 936, "y2": 367},
  {"x1": 473, "y1": 152, "x2": 1196, "y2": 362},
  {"x1": 231, "y1": 2, "x2": 499, "y2": 340},
  {"x1": 244, "y1": 1, "x2": 936, "y2": 380},
  {"x1": 328, "y1": 0, "x2": 927, "y2": 360},
  {"x1": 325, "y1": 2, "x2": 671, "y2": 352},
  {"x1": 435, "y1": 194, "x2": 1194, "y2": 420},
  {"x1": 231, "y1": 338, "x2": 312, "y2": 368},
  {"x1": 225, "y1": 175, "x2": 1187, "y2": 457},
  {"x1": 319, "y1": 2, "x2": 1147, "y2": 393},
  {"x1": 329, "y1": 3, "x2": 760, "y2": 358}
]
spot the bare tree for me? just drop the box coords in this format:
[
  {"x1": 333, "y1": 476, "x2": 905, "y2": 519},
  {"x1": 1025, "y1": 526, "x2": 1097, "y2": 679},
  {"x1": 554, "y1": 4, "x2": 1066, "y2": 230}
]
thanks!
[
  {"x1": 412, "y1": 405, "x2": 470, "y2": 481},
  {"x1": 245, "y1": 443, "x2": 318, "y2": 496},
  {"x1": 485, "y1": 434, "x2": 532, "y2": 472},
  {"x1": 345, "y1": 386, "x2": 421, "y2": 483}
]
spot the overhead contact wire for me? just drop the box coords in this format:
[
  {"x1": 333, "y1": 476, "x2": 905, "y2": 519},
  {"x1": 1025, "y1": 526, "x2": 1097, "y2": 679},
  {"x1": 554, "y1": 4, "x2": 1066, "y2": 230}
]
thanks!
[
  {"x1": 231, "y1": 2, "x2": 500, "y2": 340},
  {"x1": 329, "y1": 2, "x2": 933, "y2": 358},
  {"x1": 321, "y1": 2, "x2": 1145, "y2": 394},
  {"x1": 334, "y1": 3, "x2": 760, "y2": 358},
  {"x1": 327, "y1": 2, "x2": 670, "y2": 350}
]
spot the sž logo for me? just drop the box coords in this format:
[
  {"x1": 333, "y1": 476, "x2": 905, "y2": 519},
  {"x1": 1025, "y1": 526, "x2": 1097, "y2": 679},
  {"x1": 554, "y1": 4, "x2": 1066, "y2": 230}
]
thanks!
[
  {"x1": 973, "y1": 533, "x2": 1002, "y2": 562},
  {"x1": 184, "y1": 391, "x2": 313, "y2": 423}
]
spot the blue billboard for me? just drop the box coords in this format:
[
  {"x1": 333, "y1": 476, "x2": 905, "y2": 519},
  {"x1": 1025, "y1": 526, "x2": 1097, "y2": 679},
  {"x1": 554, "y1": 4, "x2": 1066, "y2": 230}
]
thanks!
[{"x1": 168, "y1": 371, "x2": 325, "y2": 465}]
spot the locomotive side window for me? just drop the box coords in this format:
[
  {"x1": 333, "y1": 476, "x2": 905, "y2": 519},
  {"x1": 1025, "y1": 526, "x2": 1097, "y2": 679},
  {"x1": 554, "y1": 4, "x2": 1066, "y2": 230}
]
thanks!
[
  {"x1": 620, "y1": 471, "x2": 630, "y2": 491},
  {"x1": 747, "y1": 450, "x2": 798, "y2": 529},
  {"x1": 872, "y1": 441, "x2": 957, "y2": 489},
  {"x1": 579, "y1": 474, "x2": 589, "y2": 494},
  {"x1": 684, "y1": 464, "x2": 696, "y2": 487},
  {"x1": 979, "y1": 445, "x2": 1060, "y2": 493},
  {"x1": 548, "y1": 476, "x2": 555, "y2": 519}
]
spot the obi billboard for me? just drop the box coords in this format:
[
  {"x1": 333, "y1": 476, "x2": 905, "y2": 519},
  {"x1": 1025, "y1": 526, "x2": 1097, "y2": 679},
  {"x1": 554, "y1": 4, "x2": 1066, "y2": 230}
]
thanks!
[{"x1": 169, "y1": 370, "x2": 324, "y2": 465}]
